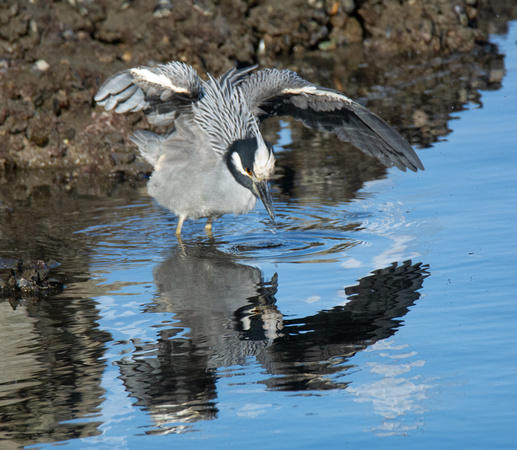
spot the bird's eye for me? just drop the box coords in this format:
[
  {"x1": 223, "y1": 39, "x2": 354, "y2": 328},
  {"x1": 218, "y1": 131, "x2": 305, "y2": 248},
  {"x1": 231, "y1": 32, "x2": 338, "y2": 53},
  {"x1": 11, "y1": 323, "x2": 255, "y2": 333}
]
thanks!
[{"x1": 245, "y1": 167, "x2": 252, "y2": 176}]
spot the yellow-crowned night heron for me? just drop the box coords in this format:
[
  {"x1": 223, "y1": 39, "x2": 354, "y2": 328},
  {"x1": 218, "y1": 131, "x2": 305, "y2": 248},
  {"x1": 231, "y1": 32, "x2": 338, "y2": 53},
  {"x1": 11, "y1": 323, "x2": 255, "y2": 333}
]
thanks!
[{"x1": 95, "y1": 62, "x2": 423, "y2": 235}]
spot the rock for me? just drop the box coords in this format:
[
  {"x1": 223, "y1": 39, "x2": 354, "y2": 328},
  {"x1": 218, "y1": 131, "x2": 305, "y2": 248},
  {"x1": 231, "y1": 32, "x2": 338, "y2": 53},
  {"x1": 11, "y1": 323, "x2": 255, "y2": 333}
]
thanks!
[
  {"x1": 0, "y1": 257, "x2": 63, "y2": 300},
  {"x1": 33, "y1": 59, "x2": 50, "y2": 71}
]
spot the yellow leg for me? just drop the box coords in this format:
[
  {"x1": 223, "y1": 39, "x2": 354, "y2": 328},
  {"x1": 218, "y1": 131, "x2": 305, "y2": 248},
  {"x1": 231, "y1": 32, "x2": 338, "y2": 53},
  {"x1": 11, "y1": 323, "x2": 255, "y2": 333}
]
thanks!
[
  {"x1": 205, "y1": 217, "x2": 213, "y2": 237},
  {"x1": 175, "y1": 216, "x2": 185, "y2": 236}
]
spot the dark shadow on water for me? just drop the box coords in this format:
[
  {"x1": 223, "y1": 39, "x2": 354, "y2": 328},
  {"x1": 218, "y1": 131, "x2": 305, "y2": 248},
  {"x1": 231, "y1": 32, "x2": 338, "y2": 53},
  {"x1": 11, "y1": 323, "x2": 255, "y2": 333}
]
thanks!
[
  {"x1": 0, "y1": 171, "x2": 146, "y2": 446},
  {"x1": 115, "y1": 242, "x2": 429, "y2": 432},
  {"x1": 0, "y1": 292, "x2": 111, "y2": 445}
]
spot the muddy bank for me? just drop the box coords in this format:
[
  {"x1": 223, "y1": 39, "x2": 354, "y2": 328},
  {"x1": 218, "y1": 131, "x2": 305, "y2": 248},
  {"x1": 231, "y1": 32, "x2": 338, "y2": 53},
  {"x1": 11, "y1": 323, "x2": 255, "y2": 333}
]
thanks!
[{"x1": 0, "y1": 0, "x2": 516, "y2": 176}]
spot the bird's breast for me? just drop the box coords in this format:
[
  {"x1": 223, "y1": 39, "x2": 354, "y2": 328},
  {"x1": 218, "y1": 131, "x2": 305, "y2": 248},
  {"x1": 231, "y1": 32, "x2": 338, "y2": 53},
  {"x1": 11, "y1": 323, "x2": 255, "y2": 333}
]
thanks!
[{"x1": 148, "y1": 156, "x2": 256, "y2": 220}]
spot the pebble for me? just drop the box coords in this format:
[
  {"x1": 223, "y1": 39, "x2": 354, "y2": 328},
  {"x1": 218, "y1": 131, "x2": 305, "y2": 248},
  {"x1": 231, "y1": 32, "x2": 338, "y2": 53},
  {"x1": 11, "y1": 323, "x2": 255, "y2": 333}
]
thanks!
[{"x1": 33, "y1": 59, "x2": 50, "y2": 71}]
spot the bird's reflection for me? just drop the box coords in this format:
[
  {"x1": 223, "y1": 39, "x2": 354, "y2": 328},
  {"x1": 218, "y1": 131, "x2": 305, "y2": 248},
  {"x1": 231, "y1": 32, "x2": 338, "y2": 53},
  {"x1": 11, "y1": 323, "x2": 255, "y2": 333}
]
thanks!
[{"x1": 116, "y1": 243, "x2": 429, "y2": 431}]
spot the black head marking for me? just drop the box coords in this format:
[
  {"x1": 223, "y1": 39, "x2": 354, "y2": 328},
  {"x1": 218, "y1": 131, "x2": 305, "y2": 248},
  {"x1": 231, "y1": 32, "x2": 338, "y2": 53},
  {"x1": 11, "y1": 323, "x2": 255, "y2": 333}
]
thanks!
[
  {"x1": 228, "y1": 137, "x2": 258, "y2": 167},
  {"x1": 226, "y1": 137, "x2": 259, "y2": 190},
  {"x1": 226, "y1": 137, "x2": 275, "y2": 192}
]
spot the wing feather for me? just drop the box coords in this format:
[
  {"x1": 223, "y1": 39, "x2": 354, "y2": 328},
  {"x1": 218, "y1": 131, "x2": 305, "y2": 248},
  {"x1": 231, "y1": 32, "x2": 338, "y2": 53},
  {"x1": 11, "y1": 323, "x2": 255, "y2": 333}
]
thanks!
[
  {"x1": 95, "y1": 62, "x2": 203, "y2": 126},
  {"x1": 240, "y1": 69, "x2": 424, "y2": 172}
]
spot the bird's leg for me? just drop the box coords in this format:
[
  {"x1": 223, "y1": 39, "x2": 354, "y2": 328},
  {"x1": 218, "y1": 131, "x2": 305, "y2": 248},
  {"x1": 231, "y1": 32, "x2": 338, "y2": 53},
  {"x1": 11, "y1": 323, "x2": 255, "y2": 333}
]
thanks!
[
  {"x1": 175, "y1": 215, "x2": 185, "y2": 236},
  {"x1": 205, "y1": 217, "x2": 213, "y2": 237}
]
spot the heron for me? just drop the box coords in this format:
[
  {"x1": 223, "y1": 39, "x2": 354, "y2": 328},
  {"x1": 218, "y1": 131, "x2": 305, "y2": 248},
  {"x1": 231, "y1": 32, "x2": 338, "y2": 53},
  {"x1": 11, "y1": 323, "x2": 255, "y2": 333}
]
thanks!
[{"x1": 94, "y1": 62, "x2": 423, "y2": 235}]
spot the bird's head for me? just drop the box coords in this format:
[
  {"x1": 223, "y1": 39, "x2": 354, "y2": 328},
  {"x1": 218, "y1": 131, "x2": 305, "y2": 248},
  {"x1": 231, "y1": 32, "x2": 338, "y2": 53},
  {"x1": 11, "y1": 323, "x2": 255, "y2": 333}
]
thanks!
[{"x1": 227, "y1": 136, "x2": 276, "y2": 221}]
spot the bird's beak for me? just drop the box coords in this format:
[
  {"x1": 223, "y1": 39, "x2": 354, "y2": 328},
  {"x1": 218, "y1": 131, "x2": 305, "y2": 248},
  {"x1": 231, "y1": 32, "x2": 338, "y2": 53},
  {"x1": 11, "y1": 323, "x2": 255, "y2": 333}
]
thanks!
[{"x1": 253, "y1": 180, "x2": 275, "y2": 221}]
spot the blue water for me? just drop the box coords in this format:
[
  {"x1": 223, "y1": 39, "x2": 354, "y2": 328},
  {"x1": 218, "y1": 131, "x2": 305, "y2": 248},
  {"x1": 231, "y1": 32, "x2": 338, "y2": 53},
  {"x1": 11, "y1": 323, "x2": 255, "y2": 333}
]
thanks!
[{"x1": 4, "y1": 22, "x2": 517, "y2": 450}]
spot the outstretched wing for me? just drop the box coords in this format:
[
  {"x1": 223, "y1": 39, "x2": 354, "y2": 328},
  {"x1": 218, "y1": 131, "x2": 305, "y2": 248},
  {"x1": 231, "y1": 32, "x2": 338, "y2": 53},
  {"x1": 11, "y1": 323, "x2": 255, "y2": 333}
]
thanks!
[
  {"x1": 240, "y1": 68, "x2": 424, "y2": 172},
  {"x1": 94, "y1": 62, "x2": 203, "y2": 126}
]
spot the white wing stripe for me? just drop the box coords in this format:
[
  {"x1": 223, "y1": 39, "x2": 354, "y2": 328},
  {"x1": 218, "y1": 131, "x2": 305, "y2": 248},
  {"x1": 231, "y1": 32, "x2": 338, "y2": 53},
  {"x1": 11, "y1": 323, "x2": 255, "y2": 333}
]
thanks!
[
  {"x1": 130, "y1": 67, "x2": 191, "y2": 94},
  {"x1": 281, "y1": 86, "x2": 353, "y2": 103}
]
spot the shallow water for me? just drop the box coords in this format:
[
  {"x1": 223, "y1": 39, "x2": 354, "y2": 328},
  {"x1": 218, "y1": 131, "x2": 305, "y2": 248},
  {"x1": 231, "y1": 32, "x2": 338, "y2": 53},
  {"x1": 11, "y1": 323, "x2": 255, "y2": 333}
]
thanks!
[{"x1": 1, "y1": 22, "x2": 517, "y2": 449}]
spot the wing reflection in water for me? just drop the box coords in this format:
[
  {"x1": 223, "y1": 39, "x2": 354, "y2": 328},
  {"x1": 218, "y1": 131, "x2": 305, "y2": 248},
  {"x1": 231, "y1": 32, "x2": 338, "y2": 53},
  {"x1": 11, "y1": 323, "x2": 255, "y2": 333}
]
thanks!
[
  {"x1": 259, "y1": 260, "x2": 429, "y2": 391},
  {"x1": 116, "y1": 243, "x2": 429, "y2": 431}
]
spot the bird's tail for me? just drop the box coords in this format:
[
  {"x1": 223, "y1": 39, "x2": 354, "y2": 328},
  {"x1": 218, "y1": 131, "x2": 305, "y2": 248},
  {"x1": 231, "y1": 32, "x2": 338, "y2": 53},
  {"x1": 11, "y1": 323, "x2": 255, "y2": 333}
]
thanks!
[{"x1": 130, "y1": 130, "x2": 165, "y2": 166}]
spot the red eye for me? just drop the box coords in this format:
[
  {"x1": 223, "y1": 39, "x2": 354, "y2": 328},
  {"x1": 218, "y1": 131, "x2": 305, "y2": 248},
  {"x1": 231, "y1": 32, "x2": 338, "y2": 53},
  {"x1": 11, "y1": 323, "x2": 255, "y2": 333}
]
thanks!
[{"x1": 245, "y1": 167, "x2": 252, "y2": 176}]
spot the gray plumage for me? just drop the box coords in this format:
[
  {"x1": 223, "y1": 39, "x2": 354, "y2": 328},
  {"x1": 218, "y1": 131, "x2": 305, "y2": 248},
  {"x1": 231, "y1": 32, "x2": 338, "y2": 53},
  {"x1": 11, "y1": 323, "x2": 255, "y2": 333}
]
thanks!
[{"x1": 95, "y1": 62, "x2": 424, "y2": 235}]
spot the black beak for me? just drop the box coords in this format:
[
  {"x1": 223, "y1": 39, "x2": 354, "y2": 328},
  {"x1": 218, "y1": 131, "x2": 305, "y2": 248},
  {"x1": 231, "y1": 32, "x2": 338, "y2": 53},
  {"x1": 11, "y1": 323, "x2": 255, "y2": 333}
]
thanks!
[{"x1": 253, "y1": 180, "x2": 275, "y2": 221}]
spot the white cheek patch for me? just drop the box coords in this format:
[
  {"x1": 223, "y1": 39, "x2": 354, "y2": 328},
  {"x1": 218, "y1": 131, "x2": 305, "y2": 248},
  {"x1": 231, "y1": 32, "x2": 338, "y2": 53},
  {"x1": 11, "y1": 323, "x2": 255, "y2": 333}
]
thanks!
[{"x1": 231, "y1": 151, "x2": 248, "y2": 176}]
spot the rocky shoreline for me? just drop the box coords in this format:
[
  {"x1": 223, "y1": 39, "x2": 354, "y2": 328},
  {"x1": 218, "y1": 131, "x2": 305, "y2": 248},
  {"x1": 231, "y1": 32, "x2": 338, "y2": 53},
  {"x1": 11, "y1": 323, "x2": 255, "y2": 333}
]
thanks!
[{"x1": 0, "y1": 0, "x2": 515, "y2": 177}]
